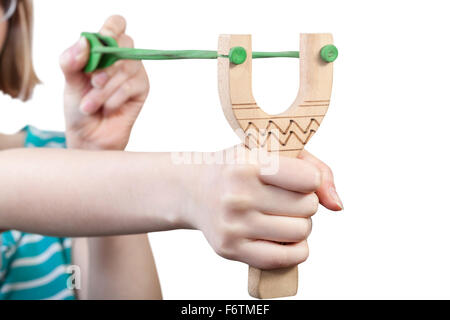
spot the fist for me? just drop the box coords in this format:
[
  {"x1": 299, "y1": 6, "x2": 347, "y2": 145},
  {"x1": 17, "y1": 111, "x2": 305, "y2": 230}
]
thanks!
[{"x1": 191, "y1": 149, "x2": 322, "y2": 270}]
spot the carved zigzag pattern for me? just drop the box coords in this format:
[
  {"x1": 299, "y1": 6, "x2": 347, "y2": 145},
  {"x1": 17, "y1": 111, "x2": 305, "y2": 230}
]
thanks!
[
  {"x1": 243, "y1": 118, "x2": 320, "y2": 135},
  {"x1": 245, "y1": 130, "x2": 316, "y2": 149},
  {"x1": 243, "y1": 118, "x2": 320, "y2": 149}
]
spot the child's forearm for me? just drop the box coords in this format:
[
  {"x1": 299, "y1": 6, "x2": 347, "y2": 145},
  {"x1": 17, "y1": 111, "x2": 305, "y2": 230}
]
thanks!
[
  {"x1": 86, "y1": 235, "x2": 162, "y2": 299},
  {"x1": 0, "y1": 132, "x2": 25, "y2": 150},
  {"x1": 0, "y1": 148, "x2": 192, "y2": 236}
]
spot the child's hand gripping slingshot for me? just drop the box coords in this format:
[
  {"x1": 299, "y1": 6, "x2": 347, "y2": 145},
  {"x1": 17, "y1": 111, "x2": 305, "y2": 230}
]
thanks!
[{"x1": 81, "y1": 32, "x2": 338, "y2": 299}]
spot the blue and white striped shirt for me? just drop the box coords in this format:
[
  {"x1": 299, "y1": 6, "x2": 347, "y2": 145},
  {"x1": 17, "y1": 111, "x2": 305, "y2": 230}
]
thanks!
[{"x1": 0, "y1": 126, "x2": 75, "y2": 300}]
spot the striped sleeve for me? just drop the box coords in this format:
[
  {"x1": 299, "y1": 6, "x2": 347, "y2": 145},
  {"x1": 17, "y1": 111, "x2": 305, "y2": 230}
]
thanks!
[
  {"x1": 0, "y1": 235, "x2": 75, "y2": 300},
  {"x1": 0, "y1": 236, "x2": 8, "y2": 282},
  {"x1": 22, "y1": 125, "x2": 66, "y2": 148}
]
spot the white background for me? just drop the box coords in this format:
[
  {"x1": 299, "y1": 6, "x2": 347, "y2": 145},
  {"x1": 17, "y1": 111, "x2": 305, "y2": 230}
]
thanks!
[{"x1": 1, "y1": 0, "x2": 449, "y2": 299}]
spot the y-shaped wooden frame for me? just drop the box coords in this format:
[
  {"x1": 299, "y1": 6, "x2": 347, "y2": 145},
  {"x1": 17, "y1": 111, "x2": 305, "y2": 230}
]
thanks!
[{"x1": 218, "y1": 33, "x2": 334, "y2": 299}]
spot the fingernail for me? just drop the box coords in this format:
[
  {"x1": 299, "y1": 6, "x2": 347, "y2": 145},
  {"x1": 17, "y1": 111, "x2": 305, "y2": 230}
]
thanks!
[
  {"x1": 91, "y1": 72, "x2": 109, "y2": 89},
  {"x1": 329, "y1": 186, "x2": 344, "y2": 210},
  {"x1": 75, "y1": 37, "x2": 88, "y2": 62},
  {"x1": 80, "y1": 100, "x2": 96, "y2": 115}
]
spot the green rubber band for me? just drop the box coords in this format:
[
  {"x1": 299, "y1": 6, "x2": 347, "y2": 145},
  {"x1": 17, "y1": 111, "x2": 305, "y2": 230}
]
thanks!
[
  {"x1": 92, "y1": 47, "x2": 219, "y2": 60},
  {"x1": 82, "y1": 32, "x2": 105, "y2": 73},
  {"x1": 82, "y1": 32, "x2": 119, "y2": 72},
  {"x1": 82, "y1": 33, "x2": 338, "y2": 72},
  {"x1": 96, "y1": 34, "x2": 120, "y2": 69},
  {"x1": 252, "y1": 51, "x2": 299, "y2": 59},
  {"x1": 93, "y1": 47, "x2": 300, "y2": 63}
]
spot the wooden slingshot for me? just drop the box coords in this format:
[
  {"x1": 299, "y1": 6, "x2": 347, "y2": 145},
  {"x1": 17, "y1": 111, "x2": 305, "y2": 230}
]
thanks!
[
  {"x1": 83, "y1": 32, "x2": 336, "y2": 299},
  {"x1": 218, "y1": 34, "x2": 335, "y2": 299}
]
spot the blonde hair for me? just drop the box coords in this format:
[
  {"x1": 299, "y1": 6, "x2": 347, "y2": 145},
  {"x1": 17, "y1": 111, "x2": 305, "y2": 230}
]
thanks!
[{"x1": 0, "y1": 0, "x2": 39, "y2": 101}]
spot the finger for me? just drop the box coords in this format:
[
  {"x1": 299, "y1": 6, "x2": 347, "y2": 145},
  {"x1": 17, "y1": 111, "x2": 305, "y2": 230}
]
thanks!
[
  {"x1": 99, "y1": 15, "x2": 127, "y2": 39},
  {"x1": 256, "y1": 184, "x2": 319, "y2": 217},
  {"x1": 90, "y1": 69, "x2": 111, "y2": 90},
  {"x1": 80, "y1": 61, "x2": 141, "y2": 114},
  {"x1": 237, "y1": 239, "x2": 309, "y2": 270},
  {"x1": 243, "y1": 211, "x2": 312, "y2": 243},
  {"x1": 80, "y1": 36, "x2": 141, "y2": 115},
  {"x1": 298, "y1": 150, "x2": 343, "y2": 211},
  {"x1": 59, "y1": 37, "x2": 90, "y2": 92},
  {"x1": 258, "y1": 156, "x2": 321, "y2": 193},
  {"x1": 89, "y1": 60, "x2": 124, "y2": 90},
  {"x1": 103, "y1": 69, "x2": 149, "y2": 111}
]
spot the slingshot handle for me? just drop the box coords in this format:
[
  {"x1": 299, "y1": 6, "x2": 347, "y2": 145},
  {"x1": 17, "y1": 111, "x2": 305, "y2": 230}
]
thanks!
[{"x1": 249, "y1": 266, "x2": 298, "y2": 299}]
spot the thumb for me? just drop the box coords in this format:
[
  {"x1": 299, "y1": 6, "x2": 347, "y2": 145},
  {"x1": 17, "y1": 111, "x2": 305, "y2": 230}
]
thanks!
[
  {"x1": 59, "y1": 37, "x2": 90, "y2": 92},
  {"x1": 298, "y1": 150, "x2": 343, "y2": 212}
]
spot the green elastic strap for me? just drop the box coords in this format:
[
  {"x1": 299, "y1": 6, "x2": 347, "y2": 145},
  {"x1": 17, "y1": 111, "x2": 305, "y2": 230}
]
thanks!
[
  {"x1": 82, "y1": 32, "x2": 119, "y2": 73},
  {"x1": 81, "y1": 33, "x2": 337, "y2": 73}
]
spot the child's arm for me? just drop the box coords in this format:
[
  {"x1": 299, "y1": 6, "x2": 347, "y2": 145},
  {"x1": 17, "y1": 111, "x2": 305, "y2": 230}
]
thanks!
[
  {"x1": 0, "y1": 149, "x2": 191, "y2": 236},
  {"x1": 0, "y1": 147, "x2": 341, "y2": 267},
  {"x1": 0, "y1": 131, "x2": 25, "y2": 150},
  {"x1": 73, "y1": 235, "x2": 162, "y2": 300}
]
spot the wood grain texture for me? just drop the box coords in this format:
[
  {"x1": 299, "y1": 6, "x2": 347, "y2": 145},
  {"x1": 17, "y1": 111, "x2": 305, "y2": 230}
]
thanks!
[{"x1": 218, "y1": 34, "x2": 334, "y2": 299}]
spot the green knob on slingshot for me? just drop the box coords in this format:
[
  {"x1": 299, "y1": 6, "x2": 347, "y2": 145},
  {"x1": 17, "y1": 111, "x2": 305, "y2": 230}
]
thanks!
[
  {"x1": 228, "y1": 46, "x2": 247, "y2": 65},
  {"x1": 320, "y1": 44, "x2": 338, "y2": 63}
]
